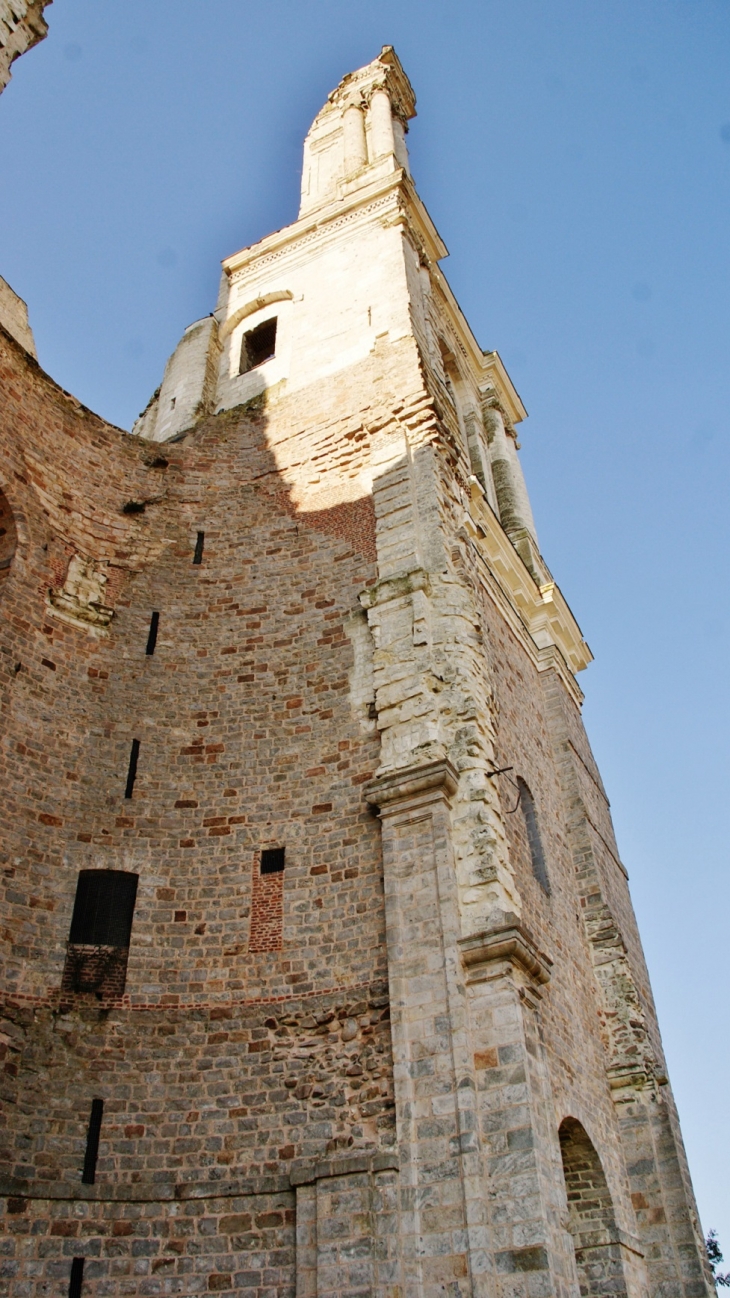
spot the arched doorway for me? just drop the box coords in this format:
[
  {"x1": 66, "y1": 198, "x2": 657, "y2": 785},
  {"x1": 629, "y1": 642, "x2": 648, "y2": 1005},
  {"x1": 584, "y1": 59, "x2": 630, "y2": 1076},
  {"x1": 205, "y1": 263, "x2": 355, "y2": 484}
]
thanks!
[
  {"x1": 559, "y1": 1118, "x2": 629, "y2": 1298},
  {"x1": 0, "y1": 489, "x2": 17, "y2": 585}
]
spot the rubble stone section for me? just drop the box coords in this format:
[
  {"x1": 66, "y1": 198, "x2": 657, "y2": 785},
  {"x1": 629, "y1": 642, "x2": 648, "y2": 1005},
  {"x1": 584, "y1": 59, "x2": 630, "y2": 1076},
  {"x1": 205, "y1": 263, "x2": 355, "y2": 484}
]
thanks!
[
  {"x1": 0, "y1": 0, "x2": 51, "y2": 93},
  {"x1": 0, "y1": 45, "x2": 714, "y2": 1298}
]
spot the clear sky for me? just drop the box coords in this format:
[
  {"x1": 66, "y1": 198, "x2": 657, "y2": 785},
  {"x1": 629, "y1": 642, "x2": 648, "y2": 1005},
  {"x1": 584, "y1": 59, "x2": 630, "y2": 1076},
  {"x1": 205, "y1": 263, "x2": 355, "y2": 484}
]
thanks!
[{"x1": 2, "y1": 0, "x2": 728, "y2": 1256}]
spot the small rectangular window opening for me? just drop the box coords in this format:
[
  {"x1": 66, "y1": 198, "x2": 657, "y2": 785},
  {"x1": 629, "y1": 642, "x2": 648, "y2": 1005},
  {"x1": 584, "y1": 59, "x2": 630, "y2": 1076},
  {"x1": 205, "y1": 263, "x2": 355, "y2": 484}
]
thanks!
[
  {"x1": 260, "y1": 847, "x2": 285, "y2": 875},
  {"x1": 124, "y1": 739, "x2": 140, "y2": 799},
  {"x1": 68, "y1": 1257, "x2": 85, "y2": 1298},
  {"x1": 82, "y1": 1098, "x2": 104, "y2": 1185},
  {"x1": 145, "y1": 611, "x2": 160, "y2": 656},
  {"x1": 193, "y1": 531, "x2": 205, "y2": 565},
  {"x1": 69, "y1": 871, "x2": 139, "y2": 947},
  {"x1": 240, "y1": 317, "x2": 277, "y2": 375}
]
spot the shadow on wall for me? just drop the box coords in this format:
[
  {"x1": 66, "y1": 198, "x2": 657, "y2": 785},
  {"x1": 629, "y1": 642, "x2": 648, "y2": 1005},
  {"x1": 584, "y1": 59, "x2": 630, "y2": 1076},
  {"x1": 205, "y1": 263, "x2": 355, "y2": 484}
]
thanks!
[{"x1": 0, "y1": 326, "x2": 382, "y2": 1006}]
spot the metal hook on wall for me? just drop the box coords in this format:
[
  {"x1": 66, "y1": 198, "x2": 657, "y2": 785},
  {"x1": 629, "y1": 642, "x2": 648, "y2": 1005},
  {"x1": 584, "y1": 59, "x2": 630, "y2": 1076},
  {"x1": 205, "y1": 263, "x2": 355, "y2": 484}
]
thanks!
[{"x1": 486, "y1": 764, "x2": 522, "y2": 814}]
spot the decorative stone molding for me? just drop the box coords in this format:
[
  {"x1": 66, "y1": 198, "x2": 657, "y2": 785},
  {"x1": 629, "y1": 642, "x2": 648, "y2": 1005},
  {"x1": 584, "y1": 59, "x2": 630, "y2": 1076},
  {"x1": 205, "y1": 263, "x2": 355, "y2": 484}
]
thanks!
[
  {"x1": 363, "y1": 756, "x2": 458, "y2": 813},
  {"x1": 217, "y1": 290, "x2": 294, "y2": 341},
  {"x1": 605, "y1": 1062, "x2": 657, "y2": 1093},
  {"x1": 288, "y1": 1149, "x2": 399, "y2": 1188},
  {"x1": 459, "y1": 914, "x2": 553, "y2": 991}
]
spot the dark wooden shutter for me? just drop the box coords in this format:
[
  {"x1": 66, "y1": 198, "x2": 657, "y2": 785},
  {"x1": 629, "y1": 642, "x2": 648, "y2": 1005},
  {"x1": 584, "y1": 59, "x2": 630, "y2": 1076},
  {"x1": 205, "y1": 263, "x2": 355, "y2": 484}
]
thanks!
[
  {"x1": 69, "y1": 871, "x2": 139, "y2": 947},
  {"x1": 260, "y1": 847, "x2": 285, "y2": 875}
]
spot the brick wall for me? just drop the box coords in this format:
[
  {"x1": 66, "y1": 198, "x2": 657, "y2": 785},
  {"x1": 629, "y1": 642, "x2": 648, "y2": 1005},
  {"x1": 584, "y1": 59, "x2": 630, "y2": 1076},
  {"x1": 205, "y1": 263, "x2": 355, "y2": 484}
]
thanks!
[{"x1": 0, "y1": 325, "x2": 398, "y2": 1291}]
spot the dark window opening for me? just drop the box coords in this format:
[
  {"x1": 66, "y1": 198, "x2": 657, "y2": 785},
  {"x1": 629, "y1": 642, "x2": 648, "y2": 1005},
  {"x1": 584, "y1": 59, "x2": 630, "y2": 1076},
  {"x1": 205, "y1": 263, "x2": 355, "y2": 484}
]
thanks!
[
  {"x1": 124, "y1": 739, "x2": 140, "y2": 799},
  {"x1": 240, "y1": 317, "x2": 277, "y2": 374},
  {"x1": 193, "y1": 531, "x2": 205, "y2": 565},
  {"x1": 145, "y1": 611, "x2": 160, "y2": 656},
  {"x1": 517, "y1": 777, "x2": 550, "y2": 895},
  {"x1": 260, "y1": 847, "x2": 285, "y2": 875},
  {"x1": 68, "y1": 1257, "x2": 85, "y2": 1298},
  {"x1": 69, "y1": 870, "x2": 139, "y2": 948},
  {"x1": 82, "y1": 1099, "x2": 104, "y2": 1185}
]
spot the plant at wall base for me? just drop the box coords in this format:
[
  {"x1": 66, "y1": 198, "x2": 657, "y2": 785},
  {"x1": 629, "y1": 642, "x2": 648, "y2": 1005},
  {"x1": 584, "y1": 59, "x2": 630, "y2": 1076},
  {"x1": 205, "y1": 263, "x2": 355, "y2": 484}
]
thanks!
[{"x1": 707, "y1": 1231, "x2": 730, "y2": 1287}]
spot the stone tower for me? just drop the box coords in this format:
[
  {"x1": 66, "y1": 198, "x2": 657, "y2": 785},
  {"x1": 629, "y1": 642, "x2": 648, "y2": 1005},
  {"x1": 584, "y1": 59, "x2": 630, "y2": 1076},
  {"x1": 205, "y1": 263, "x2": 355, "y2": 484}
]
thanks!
[{"x1": 0, "y1": 47, "x2": 713, "y2": 1298}]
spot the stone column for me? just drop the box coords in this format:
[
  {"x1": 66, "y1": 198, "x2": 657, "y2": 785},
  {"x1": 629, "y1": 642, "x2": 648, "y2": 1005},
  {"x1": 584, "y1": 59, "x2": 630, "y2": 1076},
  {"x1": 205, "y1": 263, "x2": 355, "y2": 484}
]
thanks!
[
  {"x1": 482, "y1": 403, "x2": 537, "y2": 545},
  {"x1": 343, "y1": 103, "x2": 367, "y2": 174},
  {"x1": 482, "y1": 401, "x2": 542, "y2": 579},
  {"x1": 393, "y1": 117, "x2": 411, "y2": 173},
  {"x1": 369, "y1": 87, "x2": 396, "y2": 159}
]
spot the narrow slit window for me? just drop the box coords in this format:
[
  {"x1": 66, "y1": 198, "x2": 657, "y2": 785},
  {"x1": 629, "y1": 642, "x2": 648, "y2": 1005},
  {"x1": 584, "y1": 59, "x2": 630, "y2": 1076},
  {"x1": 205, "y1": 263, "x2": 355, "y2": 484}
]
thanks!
[
  {"x1": 68, "y1": 1257, "x2": 85, "y2": 1298},
  {"x1": 145, "y1": 611, "x2": 160, "y2": 656},
  {"x1": 124, "y1": 739, "x2": 140, "y2": 799},
  {"x1": 517, "y1": 778, "x2": 551, "y2": 895},
  {"x1": 193, "y1": 531, "x2": 205, "y2": 565},
  {"x1": 82, "y1": 1098, "x2": 104, "y2": 1184},
  {"x1": 240, "y1": 317, "x2": 277, "y2": 374},
  {"x1": 260, "y1": 847, "x2": 285, "y2": 875},
  {"x1": 69, "y1": 870, "x2": 139, "y2": 948}
]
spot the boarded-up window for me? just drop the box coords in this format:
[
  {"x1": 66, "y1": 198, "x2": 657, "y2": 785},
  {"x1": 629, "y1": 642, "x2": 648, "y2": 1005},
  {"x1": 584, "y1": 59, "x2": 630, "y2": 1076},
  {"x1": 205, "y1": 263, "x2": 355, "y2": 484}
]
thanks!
[
  {"x1": 260, "y1": 847, "x2": 285, "y2": 875},
  {"x1": 62, "y1": 871, "x2": 139, "y2": 1001},
  {"x1": 69, "y1": 870, "x2": 138, "y2": 947}
]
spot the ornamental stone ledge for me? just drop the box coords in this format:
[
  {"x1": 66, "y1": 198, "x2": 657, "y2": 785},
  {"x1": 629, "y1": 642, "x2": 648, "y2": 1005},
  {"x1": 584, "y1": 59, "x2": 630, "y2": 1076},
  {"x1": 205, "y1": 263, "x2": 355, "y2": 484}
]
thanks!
[
  {"x1": 459, "y1": 915, "x2": 553, "y2": 988},
  {"x1": 606, "y1": 1060, "x2": 662, "y2": 1093},
  {"x1": 289, "y1": 1149, "x2": 400, "y2": 1187},
  {"x1": 363, "y1": 757, "x2": 459, "y2": 813},
  {"x1": 0, "y1": 1152, "x2": 400, "y2": 1203}
]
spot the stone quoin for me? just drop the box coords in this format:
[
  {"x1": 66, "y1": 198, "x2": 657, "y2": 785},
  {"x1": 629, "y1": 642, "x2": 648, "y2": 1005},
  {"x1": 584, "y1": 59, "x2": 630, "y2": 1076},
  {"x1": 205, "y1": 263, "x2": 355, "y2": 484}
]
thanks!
[{"x1": 0, "y1": 36, "x2": 714, "y2": 1298}]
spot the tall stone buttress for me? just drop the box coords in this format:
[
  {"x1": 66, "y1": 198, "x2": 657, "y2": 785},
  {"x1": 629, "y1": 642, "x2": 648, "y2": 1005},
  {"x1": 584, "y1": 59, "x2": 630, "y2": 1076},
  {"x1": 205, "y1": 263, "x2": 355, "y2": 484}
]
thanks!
[{"x1": 0, "y1": 45, "x2": 713, "y2": 1298}]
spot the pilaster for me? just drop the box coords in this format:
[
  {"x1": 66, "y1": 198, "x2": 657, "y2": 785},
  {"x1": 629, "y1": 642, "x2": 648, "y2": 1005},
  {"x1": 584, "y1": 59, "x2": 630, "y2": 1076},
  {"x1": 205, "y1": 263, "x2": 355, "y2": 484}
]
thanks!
[{"x1": 366, "y1": 760, "x2": 492, "y2": 1296}]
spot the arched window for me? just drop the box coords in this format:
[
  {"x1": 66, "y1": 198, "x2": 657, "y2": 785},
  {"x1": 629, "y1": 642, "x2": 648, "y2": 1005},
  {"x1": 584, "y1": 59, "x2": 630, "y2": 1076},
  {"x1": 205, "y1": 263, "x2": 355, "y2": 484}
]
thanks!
[
  {"x1": 559, "y1": 1118, "x2": 629, "y2": 1298},
  {"x1": 0, "y1": 489, "x2": 18, "y2": 585},
  {"x1": 517, "y1": 777, "x2": 550, "y2": 895}
]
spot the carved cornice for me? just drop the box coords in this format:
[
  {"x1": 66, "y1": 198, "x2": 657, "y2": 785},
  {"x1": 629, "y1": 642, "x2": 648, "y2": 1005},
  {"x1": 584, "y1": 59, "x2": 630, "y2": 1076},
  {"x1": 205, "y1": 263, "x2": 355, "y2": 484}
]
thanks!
[
  {"x1": 330, "y1": 46, "x2": 416, "y2": 124},
  {"x1": 459, "y1": 917, "x2": 553, "y2": 987},
  {"x1": 479, "y1": 356, "x2": 527, "y2": 428},
  {"x1": 605, "y1": 1062, "x2": 657, "y2": 1093},
  {"x1": 364, "y1": 758, "x2": 459, "y2": 814},
  {"x1": 289, "y1": 1149, "x2": 399, "y2": 1188}
]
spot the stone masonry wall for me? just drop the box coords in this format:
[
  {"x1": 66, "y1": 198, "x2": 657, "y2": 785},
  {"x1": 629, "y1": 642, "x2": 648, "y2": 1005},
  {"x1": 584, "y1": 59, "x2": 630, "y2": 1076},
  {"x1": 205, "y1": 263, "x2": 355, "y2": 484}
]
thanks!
[{"x1": 0, "y1": 324, "x2": 400, "y2": 1293}]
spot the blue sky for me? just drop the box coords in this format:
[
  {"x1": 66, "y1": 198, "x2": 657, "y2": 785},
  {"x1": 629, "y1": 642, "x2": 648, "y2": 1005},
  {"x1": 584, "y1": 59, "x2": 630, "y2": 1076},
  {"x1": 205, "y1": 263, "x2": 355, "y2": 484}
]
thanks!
[{"x1": 2, "y1": 0, "x2": 728, "y2": 1254}]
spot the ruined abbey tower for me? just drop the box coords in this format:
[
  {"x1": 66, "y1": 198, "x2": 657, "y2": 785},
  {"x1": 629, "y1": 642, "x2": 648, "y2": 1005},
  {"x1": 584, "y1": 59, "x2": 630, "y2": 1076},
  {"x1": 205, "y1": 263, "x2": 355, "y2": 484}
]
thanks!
[{"x1": 0, "y1": 45, "x2": 714, "y2": 1298}]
